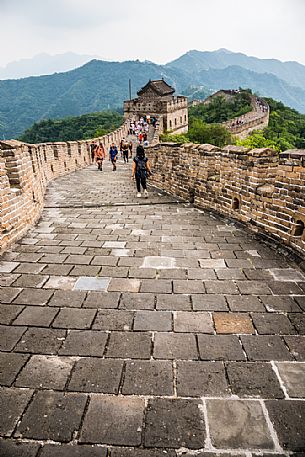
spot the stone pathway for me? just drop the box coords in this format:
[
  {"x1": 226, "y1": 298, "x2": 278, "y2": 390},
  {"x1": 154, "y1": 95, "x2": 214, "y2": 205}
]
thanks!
[{"x1": 0, "y1": 157, "x2": 305, "y2": 456}]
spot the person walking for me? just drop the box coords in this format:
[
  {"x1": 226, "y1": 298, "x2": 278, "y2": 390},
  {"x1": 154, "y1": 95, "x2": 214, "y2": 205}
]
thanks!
[
  {"x1": 122, "y1": 139, "x2": 129, "y2": 163},
  {"x1": 128, "y1": 141, "x2": 133, "y2": 158},
  {"x1": 94, "y1": 143, "x2": 106, "y2": 171},
  {"x1": 109, "y1": 143, "x2": 118, "y2": 171},
  {"x1": 131, "y1": 145, "x2": 151, "y2": 198}
]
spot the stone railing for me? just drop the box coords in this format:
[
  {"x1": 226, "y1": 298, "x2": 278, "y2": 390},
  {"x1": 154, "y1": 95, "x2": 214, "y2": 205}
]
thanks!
[
  {"x1": 146, "y1": 143, "x2": 305, "y2": 262},
  {"x1": 0, "y1": 120, "x2": 130, "y2": 252}
]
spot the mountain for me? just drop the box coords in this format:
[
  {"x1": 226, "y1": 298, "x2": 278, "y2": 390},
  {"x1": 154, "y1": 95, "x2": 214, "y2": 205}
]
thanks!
[
  {"x1": 1, "y1": 49, "x2": 305, "y2": 139},
  {"x1": 0, "y1": 52, "x2": 99, "y2": 80},
  {"x1": 0, "y1": 59, "x2": 190, "y2": 139},
  {"x1": 168, "y1": 49, "x2": 305, "y2": 92},
  {"x1": 196, "y1": 65, "x2": 305, "y2": 114}
]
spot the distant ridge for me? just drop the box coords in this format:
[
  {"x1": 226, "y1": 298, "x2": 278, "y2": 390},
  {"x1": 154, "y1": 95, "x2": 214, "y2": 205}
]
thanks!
[{"x1": 0, "y1": 52, "x2": 100, "y2": 80}]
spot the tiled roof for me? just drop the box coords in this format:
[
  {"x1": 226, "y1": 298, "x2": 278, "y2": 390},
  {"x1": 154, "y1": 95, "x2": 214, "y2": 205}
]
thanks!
[{"x1": 137, "y1": 80, "x2": 175, "y2": 97}]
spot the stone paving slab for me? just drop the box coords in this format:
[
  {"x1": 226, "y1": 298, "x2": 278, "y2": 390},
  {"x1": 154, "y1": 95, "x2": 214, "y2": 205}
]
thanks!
[{"x1": 1, "y1": 160, "x2": 305, "y2": 453}]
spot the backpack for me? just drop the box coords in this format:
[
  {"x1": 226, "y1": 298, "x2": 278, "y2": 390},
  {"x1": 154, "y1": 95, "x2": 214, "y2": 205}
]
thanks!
[{"x1": 135, "y1": 157, "x2": 147, "y2": 178}]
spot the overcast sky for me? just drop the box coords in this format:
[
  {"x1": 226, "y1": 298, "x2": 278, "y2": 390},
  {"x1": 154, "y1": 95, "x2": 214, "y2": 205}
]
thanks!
[{"x1": 1, "y1": 0, "x2": 305, "y2": 67}]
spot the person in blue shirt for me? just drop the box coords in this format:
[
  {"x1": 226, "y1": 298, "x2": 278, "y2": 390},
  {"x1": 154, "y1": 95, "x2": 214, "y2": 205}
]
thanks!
[{"x1": 109, "y1": 143, "x2": 118, "y2": 171}]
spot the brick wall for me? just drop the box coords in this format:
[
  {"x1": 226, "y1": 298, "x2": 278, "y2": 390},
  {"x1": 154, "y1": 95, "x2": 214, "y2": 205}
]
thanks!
[
  {"x1": 146, "y1": 143, "x2": 305, "y2": 259},
  {"x1": 0, "y1": 121, "x2": 130, "y2": 252}
]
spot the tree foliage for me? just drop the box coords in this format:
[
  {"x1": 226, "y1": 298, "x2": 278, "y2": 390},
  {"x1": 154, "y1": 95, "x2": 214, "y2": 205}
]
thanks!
[
  {"x1": 19, "y1": 111, "x2": 123, "y2": 143},
  {"x1": 189, "y1": 90, "x2": 253, "y2": 123}
]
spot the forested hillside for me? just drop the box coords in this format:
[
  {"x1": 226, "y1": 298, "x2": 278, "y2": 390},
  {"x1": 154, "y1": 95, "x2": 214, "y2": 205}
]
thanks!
[
  {"x1": 161, "y1": 95, "x2": 305, "y2": 151},
  {"x1": 0, "y1": 59, "x2": 188, "y2": 139},
  {"x1": 1, "y1": 49, "x2": 305, "y2": 139},
  {"x1": 237, "y1": 98, "x2": 305, "y2": 151},
  {"x1": 19, "y1": 111, "x2": 123, "y2": 143}
]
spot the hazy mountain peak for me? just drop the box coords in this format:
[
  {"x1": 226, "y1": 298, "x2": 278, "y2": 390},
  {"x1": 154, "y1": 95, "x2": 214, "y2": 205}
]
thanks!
[{"x1": 0, "y1": 52, "x2": 101, "y2": 80}]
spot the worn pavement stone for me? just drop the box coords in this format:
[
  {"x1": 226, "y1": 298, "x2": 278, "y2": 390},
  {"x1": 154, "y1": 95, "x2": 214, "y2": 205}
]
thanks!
[
  {"x1": 252, "y1": 313, "x2": 296, "y2": 335},
  {"x1": 0, "y1": 325, "x2": 26, "y2": 351},
  {"x1": 68, "y1": 358, "x2": 123, "y2": 393},
  {"x1": 0, "y1": 304, "x2": 24, "y2": 325},
  {"x1": 214, "y1": 313, "x2": 255, "y2": 334},
  {"x1": 15, "y1": 355, "x2": 74, "y2": 390},
  {"x1": 226, "y1": 362, "x2": 284, "y2": 398},
  {"x1": 156, "y1": 293, "x2": 191, "y2": 310},
  {"x1": 48, "y1": 290, "x2": 86, "y2": 308},
  {"x1": 241, "y1": 335, "x2": 294, "y2": 361},
  {"x1": 80, "y1": 395, "x2": 144, "y2": 445},
  {"x1": 144, "y1": 398, "x2": 205, "y2": 449},
  {"x1": 39, "y1": 444, "x2": 106, "y2": 457},
  {"x1": 119, "y1": 292, "x2": 155, "y2": 310},
  {"x1": 0, "y1": 352, "x2": 29, "y2": 386},
  {"x1": 13, "y1": 306, "x2": 58, "y2": 327},
  {"x1": 16, "y1": 390, "x2": 87, "y2": 441},
  {"x1": 59, "y1": 330, "x2": 108, "y2": 356},
  {"x1": 15, "y1": 328, "x2": 66, "y2": 354},
  {"x1": 93, "y1": 309, "x2": 134, "y2": 331},
  {"x1": 106, "y1": 332, "x2": 151, "y2": 359},
  {"x1": 154, "y1": 333, "x2": 198, "y2": 359},
  {"x1": 108, "y1": 448, "x2": 175, "y2": 457},
  {"x1": 122, "y1": 360, "x2": 174, "y2": 395},
  {"x1": 192, "y1": 294, "x2": 228, "y2": 311},
  {"x1": 83, "y1": 291, "x2": 120, "y2": 309},
  {"x1": 134, "y1": 310, "x2": 172, "y2": 331},
  {"x1": 0, "y1": 439, "x2": 40, "y2": 457},
  {"x1": 226, "y1": 295, "x2": 265, "y2": 312},
  {"x1": 198, "y1": 335, "x2": 246, "y2": 361},
  {"x1": 275, "y1": 362, "x2": 305, "y2": 397},
  {"x1": 52, "y1": 308, "x2": 96, "y2": 329},
  {"x1": 207, "y1": 399, "x2": 274, "y2": 449},
  {"x1": 0, "y1": 387, "x2": 33, "y2": 435},
  {"x1": 177, "y1": 361, "x2": 229, "y2": 396},
  {"x1": 283, "y1": 336, "x2": 305, "y2": 360},
  {"x1": 174, "y1": 311, "x2": 213, "y2": 333},
  {"x1": 266, "y1": 400, "x2": 305, "y2": 451},
  {"x1": 13, "y1": 288, "x2": 53, "y2": 306}
]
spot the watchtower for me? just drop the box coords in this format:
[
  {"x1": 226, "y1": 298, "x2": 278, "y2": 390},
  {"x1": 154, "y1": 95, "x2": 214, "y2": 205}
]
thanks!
[{"x1": 124, "y1": 79, "x2": 188, "y2": 134}]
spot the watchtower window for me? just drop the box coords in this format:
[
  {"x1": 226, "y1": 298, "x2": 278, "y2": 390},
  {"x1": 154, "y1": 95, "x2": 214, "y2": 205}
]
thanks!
[
  {"x1": 294, "y1": 220, "x2": 304, "y2": 237},
  {"x1": 232, "y1": 197, "x2": 240, "y2": 210},
  {"x1": 169, "y1": 120, "x2": 172, "y2": 129},
  {"x1": 174, "y1": 118, "x2": 177, "y2": 126},
  {"x1": 180, "y1": 116, "x2": 182, "y2": 124}
]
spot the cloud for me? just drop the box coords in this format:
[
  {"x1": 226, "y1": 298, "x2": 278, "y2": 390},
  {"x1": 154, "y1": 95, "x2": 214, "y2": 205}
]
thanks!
[
  {"x1": 0, "y1": 0, "x2": 304, "y2": 67},
  {"x1": 0, "y1": 0, "x2": 129, "y2": 29}
]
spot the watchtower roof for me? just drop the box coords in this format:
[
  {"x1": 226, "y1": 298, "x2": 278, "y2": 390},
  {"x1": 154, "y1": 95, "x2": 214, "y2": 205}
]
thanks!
[{"x1": 137, "y1": 79, "x2": 175, "y2": 97}]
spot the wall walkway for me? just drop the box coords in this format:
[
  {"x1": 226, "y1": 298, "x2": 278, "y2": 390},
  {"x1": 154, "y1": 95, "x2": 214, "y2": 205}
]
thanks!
[{"x1": 0, "y1": 158, "x2": 304, "y2": 454}]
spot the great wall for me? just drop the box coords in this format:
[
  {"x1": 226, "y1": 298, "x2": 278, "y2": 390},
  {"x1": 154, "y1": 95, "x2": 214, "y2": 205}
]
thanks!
[
  {"x1": 1, "y1": 84, "x2": 304, "y2": 263},
  {"x1": 0, "y1": 80, "x2": 305, "y2": 455}
]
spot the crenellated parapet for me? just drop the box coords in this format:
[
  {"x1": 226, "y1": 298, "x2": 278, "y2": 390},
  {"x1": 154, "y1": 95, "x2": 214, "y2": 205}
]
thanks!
[
  {"x1": 146, "y1": 143, "x2": 305, "y2": 259},
  {"x1": 0, "y1": 120, "x2": 130, "y2": 252}
]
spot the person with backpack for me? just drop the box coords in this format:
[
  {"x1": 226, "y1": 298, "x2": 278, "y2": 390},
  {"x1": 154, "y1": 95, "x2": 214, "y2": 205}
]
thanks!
[
  {"x1": 131, "y1": 145, "x2": 151, "y2": 198},
  {"x1": 109, "y1": 143, "x2": 118, "y2": 171},
  {"x1": 94, "y1": 143, "x2": 106, "y2": 171}
]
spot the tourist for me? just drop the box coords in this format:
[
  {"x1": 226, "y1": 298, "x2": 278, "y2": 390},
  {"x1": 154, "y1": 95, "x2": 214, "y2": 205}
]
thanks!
[
  {"x1": 90, "y1": 142, "x2": 98, "y2": 161},
  {"x1": 122, "y1": 139, "x2": 129, "y2": 163},
  {"x1": 94, "y1": 143, "x2": 106, "y2": 171},
  {"x1": 109, "y1": 143, "x2": 118, "y2": 171},
  {"x1": 128, "y1": 141, "x2": 133, "y2": 158},
  {"x1": 131, "y1": 144, "x2": 151, "y2": 198}
]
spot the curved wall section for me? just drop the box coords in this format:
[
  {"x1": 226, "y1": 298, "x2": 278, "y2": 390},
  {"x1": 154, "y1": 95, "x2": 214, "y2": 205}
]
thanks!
[
  {"x1": 0, "y1": 120, "x2": 130, "y2": 252},
  {"x1": 147, "y1": 143, "x2": 305, "y2": 260}
]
